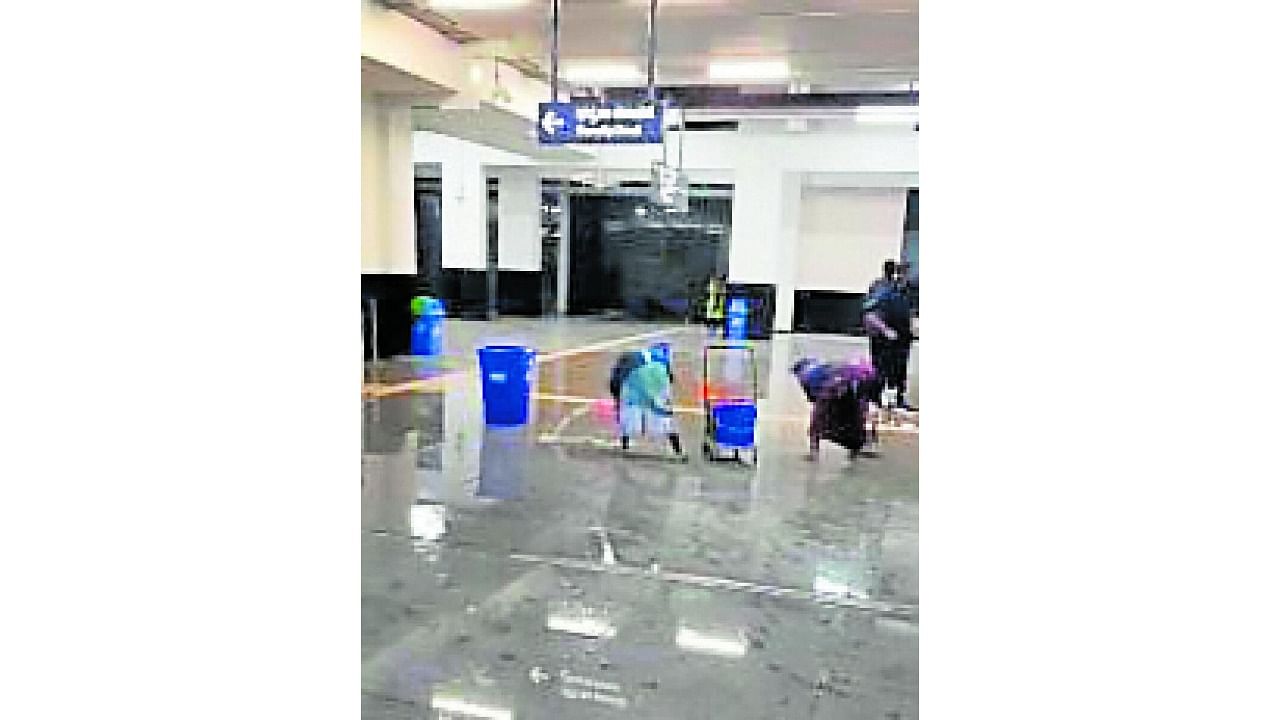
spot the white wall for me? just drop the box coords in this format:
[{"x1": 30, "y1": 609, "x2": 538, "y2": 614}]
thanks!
[
  {"x1": 361, "y1": 97, "x2": 415, "y2": 274},
  {"x1": 549, "y1": 124, "x2": 917, "y2": 329},
  {"x1": 797, "y1": 187, "x2": 908, "y2": 292},
  {"x1": 582, "y1": 125, "x2": 917, "y2": 176},
  {"x1": 415, "y1": 132, "x2": 536, "y2": 270}
]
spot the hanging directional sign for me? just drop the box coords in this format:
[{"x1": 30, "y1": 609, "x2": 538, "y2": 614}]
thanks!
[{"x1": 537, "y1": 102, "x2": 664, "y2": 145}]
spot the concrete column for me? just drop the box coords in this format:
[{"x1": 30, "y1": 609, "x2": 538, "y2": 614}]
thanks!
[
  {"x1": 361, "y1": 97, "x2": 415, "y2": 274},
  {"x1": 728, "y1": 165, "x2": 802, "y2": 331},
  {"x1": 494, "y1": 167, "x2": 541, "y2": 270},
  {"x1": 440, "y1": 153, "x2": 487, "y2": 270},
  {"x1": 771, "y1": 173, "x2": 803, "y2": 332},
  {"x1": 727, "y1": 163, "x2": 780, "y2": 285}
]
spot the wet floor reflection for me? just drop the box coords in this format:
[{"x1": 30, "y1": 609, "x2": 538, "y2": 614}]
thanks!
[
  {"x1": 363, "y1": 325, "x2": 918, "y2": 719},
  {"x1": 478, "y1": 428, "x2": 528, "y2": 501}
]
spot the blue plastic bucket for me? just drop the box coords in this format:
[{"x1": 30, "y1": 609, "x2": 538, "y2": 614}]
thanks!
[
  {"x1": 712, "y1": 400, "x2": 756, "y2": 448},
  {"x1": 477, "y1": 345, "x2": 535, "y2": 426}
]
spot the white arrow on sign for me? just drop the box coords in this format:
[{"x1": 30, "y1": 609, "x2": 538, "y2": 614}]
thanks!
[{"x1": 541, "y1": 109, "x2": 567, "y2": 135}]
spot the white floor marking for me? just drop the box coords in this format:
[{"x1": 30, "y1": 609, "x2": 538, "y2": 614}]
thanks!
[
  {"x1": 535, "y1": 327, "x2": 684, "y2": 364},
  {"x1": 544, "y1": 404, "x2": 591, "y2": 442},
  {"x1": 508, "y1": 551, "x2": 917, "y2": 620}
]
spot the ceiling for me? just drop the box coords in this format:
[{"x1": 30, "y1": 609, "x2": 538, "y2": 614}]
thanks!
[
  {"x1": 361, "y1": 58, "x2": 454, "y2": 103},
  {"x1": 397, "y1": 0, "x2": 917, "y2": 92}
]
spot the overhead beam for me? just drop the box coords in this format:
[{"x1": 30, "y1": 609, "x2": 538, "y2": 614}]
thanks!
[{"x1": 361, "y1": 0, "x2": 551, "y2": 124}]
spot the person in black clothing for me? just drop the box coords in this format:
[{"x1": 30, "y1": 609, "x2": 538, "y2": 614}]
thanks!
[{"x1": 863, "y1": 260, "x2": 915, "y2": 410}]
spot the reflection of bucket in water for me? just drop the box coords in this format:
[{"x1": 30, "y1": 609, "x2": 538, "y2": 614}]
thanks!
[{"x1": 477, "y1": 427, "x2": 526, "y2": 500}]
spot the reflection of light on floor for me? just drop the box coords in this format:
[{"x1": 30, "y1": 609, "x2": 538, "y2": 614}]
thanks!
[
  {"x1": 675, "y1": 626, "x2": 748, "y2": 658},
  {"x1": 813, "y1": 573, "x2": 854, "y2": 598},
  {"x1": 814, "y1": 559, "x2": 870, "y2": 600},
  {"x1": 559, "y1": 671, "x2": 628, "y2": 709},
  {"x1": 409, "y1": 503, "x2": 447, "y2": 542},
  {"x1": 560, "y1": 685, "x2": 628, "y2": 709},
  {"x1": 545, "y1": 604, "x2": 617, "y2": 639},
  {"x1": 876, "y1": 615, "x2": 920, "y2": 635},
  {"x1": 429, "y1": 695, "x2": 513, "y2": 720}
]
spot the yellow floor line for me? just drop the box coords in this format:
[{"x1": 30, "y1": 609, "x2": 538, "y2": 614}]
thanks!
[
  {"x1": 534, "y1": 327, "x2": 685, "y2": 363},
  {"x1": 531, "y1": 393, "x2": 919, "y2": 433},
  {"x1": 362, "y1": 327, "x2": 685, "y2": 398}
]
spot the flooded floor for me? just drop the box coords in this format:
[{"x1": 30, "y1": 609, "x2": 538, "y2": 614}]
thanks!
[{"x1": 362, "y1": 319, "x2": 919, "y2": 719}]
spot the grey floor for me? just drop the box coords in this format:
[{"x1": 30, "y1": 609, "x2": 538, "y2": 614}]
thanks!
[{"x1": 362, "y1": 319, "x2": 919, "y2": 719}]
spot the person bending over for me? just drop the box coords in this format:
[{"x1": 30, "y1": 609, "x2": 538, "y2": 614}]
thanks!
[
  {"x1": 792, "y1": 357, "x2": 877, "y2": 461},
  {"x1": 610, "y1": 350, "x2": 687, "y2": 461}
]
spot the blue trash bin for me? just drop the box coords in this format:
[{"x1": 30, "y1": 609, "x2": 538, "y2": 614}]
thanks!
[
  {"x1": 410, "y1": 297, "x2": 446, "y2": 357},
  {"x1": 724, "y1": 297, "x2": 748, "y2": 341},
  {"x1": 477, "y1": 345, "x2": 536, "y2": 427}
]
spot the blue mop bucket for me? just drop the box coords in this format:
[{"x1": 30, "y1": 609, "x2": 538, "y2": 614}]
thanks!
[
  {"x1": 711, "y1": 400, "x2": 756, "y2": 449},
  {"x1": 477, "y1": 345, "x2": 536, "y2": 427}
]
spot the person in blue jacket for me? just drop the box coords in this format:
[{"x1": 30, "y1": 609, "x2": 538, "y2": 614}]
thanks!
[
  {"x1": 863, "y1": 260, "x2": 915, "y2": 410},
  {"x1": 608, "y1": 350, "x2": 687, "y2": 461}
]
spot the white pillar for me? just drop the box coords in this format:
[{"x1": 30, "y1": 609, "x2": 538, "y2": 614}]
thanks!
[
  {"x1": 727, "y1": 165, "x2": 802, "y2": 331},
  {"x1": 361, "y1": 97, "x2": 415, "y2": 274},
  {"x1": 494, "y1": 167, "x2": 541, "y2": 270},
  {"x1": 440, "y1": 153, "x2": 488, "y2": 270},
  {"x1": 727, "y1": 164, "x2": 780, "y2": 285},
  {"x1": 771, "y1": 173, "x2": 803, "y2": 332}
]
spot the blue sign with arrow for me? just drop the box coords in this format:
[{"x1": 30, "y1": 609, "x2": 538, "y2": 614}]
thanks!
[{"x1": 537, "y1": 102, "x2": 664, "y2": 145}]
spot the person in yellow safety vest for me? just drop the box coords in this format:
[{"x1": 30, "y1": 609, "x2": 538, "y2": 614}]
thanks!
[{"x1": 704, "y1": 274, "x2": 726, "y2": 336}]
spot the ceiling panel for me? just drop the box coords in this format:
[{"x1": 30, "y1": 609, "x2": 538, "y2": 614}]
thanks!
[{"x1": 404, "y1": 0, "x2": 917, "y2": 90}]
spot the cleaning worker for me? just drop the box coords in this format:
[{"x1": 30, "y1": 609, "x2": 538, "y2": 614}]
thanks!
[
  {"x1": 609, "y1": 349, "x2": 687, "y2": 461},
  {"x1": 791, "y1": 356, "x2": 878, "y2": 461}
]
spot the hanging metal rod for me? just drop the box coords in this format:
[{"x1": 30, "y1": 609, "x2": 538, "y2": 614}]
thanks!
[
  {"x1": 550, "y1": 0, "x2": 561, "y2": 102},
  {"x1": 646, "y1": 0, "x2": 658, "y2": 102}
]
